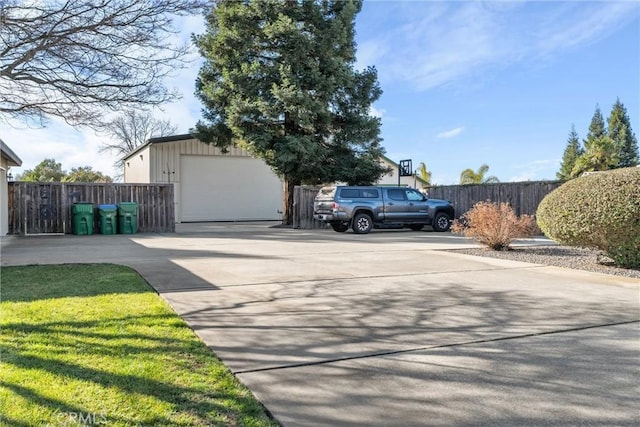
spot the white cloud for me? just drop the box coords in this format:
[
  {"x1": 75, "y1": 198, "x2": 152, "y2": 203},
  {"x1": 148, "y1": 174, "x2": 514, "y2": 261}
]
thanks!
[
  {"x1": 436, "y1": 127, "x2": 464, "y2": 139},
  {"x1": 508, "y1": 159, "x2": 560, "y2": 182},
  {"x1": 356, "y1": 40, "x2": 390, "y2": 71},
  {"x1": 360, "y1": 1, "x2": 638, "y2": 91},
  {"x1": 369, "y1": 106, "x2": 386, "y2": 118},
  {"x1": 1, "y1": 120, "x2": 119, "y2": 179},
  {"x1": 534, "y1": 2, "x2": 636, "y2": 56}
]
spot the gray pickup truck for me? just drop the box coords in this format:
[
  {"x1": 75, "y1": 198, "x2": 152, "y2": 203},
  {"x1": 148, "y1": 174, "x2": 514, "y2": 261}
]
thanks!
[{"x1": 313, "y1": 186, "x2": 455, "y2": 234}]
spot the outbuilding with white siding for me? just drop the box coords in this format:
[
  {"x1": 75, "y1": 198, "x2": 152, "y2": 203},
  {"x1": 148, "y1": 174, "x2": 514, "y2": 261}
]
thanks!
[{"x1": 123, "y1": 134, "x2": 283, "y2": 223}]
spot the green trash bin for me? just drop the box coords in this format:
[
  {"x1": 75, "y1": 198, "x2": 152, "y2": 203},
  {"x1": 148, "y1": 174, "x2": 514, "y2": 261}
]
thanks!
[
  {"x1": 72, "y1": 203, "x2": 94, "y2": 235},
  {"x1": 98, "y1": 204, "x2": 118, "y2": 235},
  {"x1": 118, "y1": 202, "x2": 138, "y2": 234}
]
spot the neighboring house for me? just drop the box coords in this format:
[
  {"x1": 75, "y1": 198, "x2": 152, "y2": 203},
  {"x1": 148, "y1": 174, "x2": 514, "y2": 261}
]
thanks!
[
  {"x1": 377, "y1": 155, "x2": 430, "y2": 189},
  {"x1": 0, "y1": 139, "x2": 22, "y2": 236},
  {"x1": 123, "y1": 134, "x2": 283, "y2": 223}
]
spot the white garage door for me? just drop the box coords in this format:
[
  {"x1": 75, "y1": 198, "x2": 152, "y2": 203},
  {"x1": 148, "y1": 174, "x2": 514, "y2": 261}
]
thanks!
[{"x1": 180, "y1": 155, "x2": 283, "y2": 222}]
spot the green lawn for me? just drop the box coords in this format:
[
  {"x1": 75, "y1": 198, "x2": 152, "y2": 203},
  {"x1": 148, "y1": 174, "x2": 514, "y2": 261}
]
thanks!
[{"x1": 0, "y1": 264, "x2": 278, "y2": 426}]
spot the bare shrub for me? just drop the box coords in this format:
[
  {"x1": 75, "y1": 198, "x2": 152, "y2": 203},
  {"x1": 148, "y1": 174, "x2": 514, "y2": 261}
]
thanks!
[{"x1": 452, "y1": 201, "x2": 537, "y2": 250}]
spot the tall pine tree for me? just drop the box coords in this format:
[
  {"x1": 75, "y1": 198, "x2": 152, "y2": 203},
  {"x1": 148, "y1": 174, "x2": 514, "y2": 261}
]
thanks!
[
  {"x1": 608, "y1": 98, "x2": 639, "y2": 168},
  {"x1": 573, "y1": 105, "x2": 616, "y2": 176},
  {"x1": 583, "y1": 105, "x2": 606, "y2": 151},
  {"x1": 557, "y1": 124, "x2": 583, "y2": 180},
  {"x1": 193, "y1": 0, "x2": 388, "y2": 224}
]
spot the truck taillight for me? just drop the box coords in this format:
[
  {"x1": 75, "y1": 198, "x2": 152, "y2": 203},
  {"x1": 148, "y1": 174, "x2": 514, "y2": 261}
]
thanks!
[{"x1": 333, "y1": 202, "x2": 339, "y2": 211}]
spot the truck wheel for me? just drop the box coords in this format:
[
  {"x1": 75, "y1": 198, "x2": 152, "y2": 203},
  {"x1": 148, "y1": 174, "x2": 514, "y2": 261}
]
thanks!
[
  {"x1": 409, "y1": 224, "x2": 424, "y2": 231},
  {"x1": 352, "y1": 213, "x2": 373, "y2": 234},
  {"x1": 432, "y1": 212, "x2": 451, "y2": 232},
  {"x1": 331, "y1": 222, "x2": 349, "y2": 232}
]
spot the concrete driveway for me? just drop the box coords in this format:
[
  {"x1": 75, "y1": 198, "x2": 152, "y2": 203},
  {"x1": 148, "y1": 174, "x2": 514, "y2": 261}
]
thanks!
[{"x1": 1, "y1": 223, "x2": 639, "y2": 426}]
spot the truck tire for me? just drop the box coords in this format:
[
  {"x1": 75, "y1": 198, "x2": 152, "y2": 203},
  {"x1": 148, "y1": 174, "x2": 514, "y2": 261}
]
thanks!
[
  {"x1": 352, "y1": 212, "x2": 373, "y2": 234},
  {"x1": 432, "y1": 212, "x2": 451, "y2": 232},
  {"x1": 331, "y1": 222, "x2": 349, "y2": 232}
]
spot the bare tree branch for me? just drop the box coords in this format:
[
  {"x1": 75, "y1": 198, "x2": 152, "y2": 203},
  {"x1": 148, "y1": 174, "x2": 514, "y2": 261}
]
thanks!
[
  {"x1": 98, "y1": 109, "x2": 177, "y2": 179},
  {"x1": 0, "y1": 0, "x2": 205, "y2": 128}
]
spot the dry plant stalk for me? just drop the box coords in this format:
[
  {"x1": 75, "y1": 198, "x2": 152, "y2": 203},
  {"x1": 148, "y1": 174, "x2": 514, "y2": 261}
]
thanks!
[{"x1": 452, "y1": 201, "x2": 537, "y2": 250}]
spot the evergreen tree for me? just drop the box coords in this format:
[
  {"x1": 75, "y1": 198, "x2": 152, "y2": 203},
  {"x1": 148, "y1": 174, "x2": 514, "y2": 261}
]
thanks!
[
  {"x1": 193, "y1": 0, "x2": 388, "y2": 224},
  {"x1": 583, "y1": 104, "x2": 606, "y2": 151},
  {"x1": 573, "y1": 104, "x2": 617, "y2": 177},
  {"x1": 571, "y1": 134, "x2": 616, "y2": 176},
  {"x1": 608, "y1": 98, "x2": 639, "y2": 168},
  {"x1": 557, "y1": 125, "x2": 583, "y2": 180}
]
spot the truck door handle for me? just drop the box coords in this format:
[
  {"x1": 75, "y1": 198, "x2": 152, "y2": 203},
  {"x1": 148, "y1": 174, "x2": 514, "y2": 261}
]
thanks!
[
  {"x1": 387, "y1": 202, "x2": 394, "y2": 206},
  {"x1": 409, "y1": 202, "x2": 414, "y2": 206}
]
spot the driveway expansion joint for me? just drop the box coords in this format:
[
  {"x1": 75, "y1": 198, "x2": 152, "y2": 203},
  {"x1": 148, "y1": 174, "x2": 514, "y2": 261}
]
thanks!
[
  {"x1": 196, "y1": 264, "x2": 548, "y2": 290},
  {"x1": 234, "y1": 319, "x2": 640, "y2": 375}
]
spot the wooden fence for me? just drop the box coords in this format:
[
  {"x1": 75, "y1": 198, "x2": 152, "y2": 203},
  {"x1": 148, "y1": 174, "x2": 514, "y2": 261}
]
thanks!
[
  {"x1": 8, "y1": 182, "x2": 175, "y2": 235},
  {"x1": 293, "y1": 186, "x2": 327, "y2": 229},
  {"x1": 425, "y1": 181, "x2": 563, "y2": 218},
  {"x1": 292, "y1": 181, "x2": 563, "y2": 229}
]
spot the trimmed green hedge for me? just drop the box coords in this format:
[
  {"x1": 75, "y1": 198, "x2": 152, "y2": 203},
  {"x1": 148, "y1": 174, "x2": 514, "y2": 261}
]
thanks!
[{"x1": 537, "y1": 167, "x2": 640, "y2": 268}]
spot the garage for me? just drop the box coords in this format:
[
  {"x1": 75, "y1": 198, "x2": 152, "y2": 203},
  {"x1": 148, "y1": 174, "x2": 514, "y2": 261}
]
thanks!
[
  {"x1": 122, "y1": 134, "x2": 284, "y2": 223},
  {"x1": 180, "y1": 155, "x2": 282, "y2": 222}
]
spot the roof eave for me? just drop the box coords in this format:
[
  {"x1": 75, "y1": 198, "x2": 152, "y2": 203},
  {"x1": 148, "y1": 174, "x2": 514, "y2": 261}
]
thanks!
[
  {"x1": 121, "y1": 134, "x2": 196, "y2": 162},
  {"x1": 0, "y1": 139, "x2": 23, "y2": 167}
]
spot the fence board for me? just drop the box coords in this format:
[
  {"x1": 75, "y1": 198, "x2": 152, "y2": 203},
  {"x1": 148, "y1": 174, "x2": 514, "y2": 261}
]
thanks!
[
  {"x1": 8, "y1": 182, "x2": 175, "y2": 235},
  {"x1": 425, "y1": 181, "x2": 563, "y2": 218},
  {"x1": 293, "y1": 186, "x2": 327, "y2": 229}
]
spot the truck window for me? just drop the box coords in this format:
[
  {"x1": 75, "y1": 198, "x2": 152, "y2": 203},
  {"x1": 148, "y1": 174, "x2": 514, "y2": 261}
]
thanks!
[
  {"x1": 340, "y1": 189, "x2": 359, "y2": 198},
  {"x1": 406, "y1": 190, "x2": 424, "y2": 201},
  {"x1": 360, "y1": 189, "x2": 379, "y2": 198},
  {"x1": 387, "y1": 189, "x2": 405, "y2": 201}
]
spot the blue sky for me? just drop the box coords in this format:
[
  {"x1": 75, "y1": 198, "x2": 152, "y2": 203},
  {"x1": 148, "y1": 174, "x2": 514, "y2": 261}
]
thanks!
[{"x1": 3, "y1": 1, "x2": 639, "y2": 185}]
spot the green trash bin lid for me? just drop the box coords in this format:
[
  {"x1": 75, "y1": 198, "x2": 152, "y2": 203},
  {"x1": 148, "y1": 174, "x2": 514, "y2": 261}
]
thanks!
[
  {"x1": 72, "y1": 203, "x2": 93, "y2": 213},
  {"x1": 118, "y1": 202, "x2": 138, "y2": 214}
]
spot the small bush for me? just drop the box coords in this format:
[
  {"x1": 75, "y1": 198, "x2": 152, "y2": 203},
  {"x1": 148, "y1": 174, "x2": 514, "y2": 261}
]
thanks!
[
  {"x1": 537, "y1": 167, "x2": 640, "y2": 268},
  {"x1": 452, "y1": 201, "x2": 537, "y2": 250}
]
